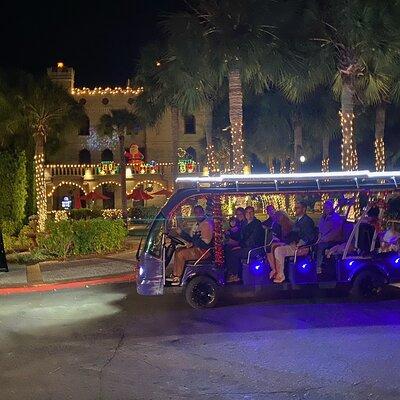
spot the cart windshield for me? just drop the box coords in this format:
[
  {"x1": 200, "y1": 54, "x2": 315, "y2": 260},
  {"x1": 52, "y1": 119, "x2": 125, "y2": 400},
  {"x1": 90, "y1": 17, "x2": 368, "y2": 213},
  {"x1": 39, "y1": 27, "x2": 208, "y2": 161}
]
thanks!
[{"x1": 144, "y1": 213, "x2": 165, "y2": 258}]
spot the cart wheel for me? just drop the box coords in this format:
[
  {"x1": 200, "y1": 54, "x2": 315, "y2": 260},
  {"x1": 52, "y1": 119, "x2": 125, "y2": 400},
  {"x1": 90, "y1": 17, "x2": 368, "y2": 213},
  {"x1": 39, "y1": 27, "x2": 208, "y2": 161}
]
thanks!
[
  {"x1": 350, "y1": 270, "x2": 386, "y2": 299},
  {"x1": 185, "y1": 276, "x2": 219, "y2": 309}
]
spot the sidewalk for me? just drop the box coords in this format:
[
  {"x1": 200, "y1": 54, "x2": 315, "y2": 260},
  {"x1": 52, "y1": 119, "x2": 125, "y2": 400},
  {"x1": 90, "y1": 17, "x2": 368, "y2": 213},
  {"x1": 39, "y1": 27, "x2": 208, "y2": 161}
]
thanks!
[{"x1": 0, "y1": 250, "x2": 137, "y2": 295}]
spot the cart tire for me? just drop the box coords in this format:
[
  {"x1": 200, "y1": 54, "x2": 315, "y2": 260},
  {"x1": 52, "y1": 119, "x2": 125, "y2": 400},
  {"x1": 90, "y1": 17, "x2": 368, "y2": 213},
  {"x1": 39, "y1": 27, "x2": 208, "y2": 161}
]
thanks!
[
  {"x1": 185, "y1": 276, "x2": 219, "y2": 309},
  {"x1": 350, "y1": 270, "x2": 386, "y2": 299}
]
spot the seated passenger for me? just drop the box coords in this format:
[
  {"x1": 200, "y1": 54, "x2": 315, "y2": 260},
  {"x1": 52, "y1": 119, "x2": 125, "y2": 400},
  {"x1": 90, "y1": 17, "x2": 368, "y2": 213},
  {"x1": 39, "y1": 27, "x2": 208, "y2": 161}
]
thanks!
[
  {"x1": 226, "y1": 206, "x2": 264, "y2": 283},
  {"x1": 225, "y1": 216, "x2": 240, "y2": 244},
  {"x1": 264, "y1": 205, "x2": 293, "y2": 279},
  {"x1": 380, "y1": 225, "x2": 400, "y2": 252},
  {"x1": 316, "y1": 200, "x2": 344, "y2": 273},
  {"x1": 273, "y1": 201, "x2": 316, "y2": 283},
  {"x1": 225, "y1": 207, "x2": 247, "y2": 247},
  {"x1": 168, "y1": 205, "x2": 213, "y2": 285}
]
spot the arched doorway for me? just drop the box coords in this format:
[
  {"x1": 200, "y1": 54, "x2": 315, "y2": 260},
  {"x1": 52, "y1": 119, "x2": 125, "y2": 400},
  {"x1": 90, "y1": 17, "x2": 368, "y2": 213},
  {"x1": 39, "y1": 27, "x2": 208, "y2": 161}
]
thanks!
[
  {"x1": 184, "y1": 115, "x2": 196, "y2": 134},
  {"x1": 51, "y1": 184, "x2": 86, "y2": 210},
  {"x1": 102, "y1": 183, "x2": 116, "y2": 209},
  {"x1": 101, "y1": 148, "x2": 114, "y2": 162},
  {"x1": 78, "y1": 149, "x2": 91, "y2": 164}
]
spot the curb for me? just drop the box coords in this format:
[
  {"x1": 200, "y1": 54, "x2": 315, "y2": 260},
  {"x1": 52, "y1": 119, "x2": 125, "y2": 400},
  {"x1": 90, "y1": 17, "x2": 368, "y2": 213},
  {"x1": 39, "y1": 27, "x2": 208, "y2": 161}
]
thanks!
[{"x1": 0, "y1": 272, "x2": 136, "y2": 296}]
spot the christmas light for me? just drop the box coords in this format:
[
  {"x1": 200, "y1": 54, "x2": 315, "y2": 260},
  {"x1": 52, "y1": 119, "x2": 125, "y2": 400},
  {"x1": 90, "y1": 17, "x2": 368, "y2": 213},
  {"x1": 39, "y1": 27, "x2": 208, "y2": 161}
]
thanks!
[
  {"x1": 206, "y1": 144, "x2": 218, "y2": 173},
  {"x1": 71, "y1": 87, "x2": 144, "y2": 96},
  {"x1": 321, "y1": 157, "x2": 330, "y2": 173},
  {"x1": 102, "y1": 209, "x2": 123, "y2": 219},
  {"x1": 35, "y1": 153, "x2": 47, "y2": 231},
  {"x1": 86, "y1": 127, "x2": 119, "y2": 151},
  {"x1": 93, "y1": 181, "x2": 122, "y2": 191},
  {"x1": 132, "y1": 180, "x2": 166, "y2": 190},
  {"x1": 47, "y1": 181, "x2": 87, "y2": 197},
  {"x1": 339, "y1": 111, "x2": 358, "y2": 171},
  {"x1": 374, "y1": 137, "x2": 385, "y2": 172}
]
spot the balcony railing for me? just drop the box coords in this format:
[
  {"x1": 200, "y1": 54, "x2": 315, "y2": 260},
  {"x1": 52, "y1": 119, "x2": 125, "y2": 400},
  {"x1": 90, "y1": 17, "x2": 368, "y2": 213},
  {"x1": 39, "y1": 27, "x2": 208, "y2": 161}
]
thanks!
[{"x1": 45, "y1": 162, "x2": 176, "y2": 178}]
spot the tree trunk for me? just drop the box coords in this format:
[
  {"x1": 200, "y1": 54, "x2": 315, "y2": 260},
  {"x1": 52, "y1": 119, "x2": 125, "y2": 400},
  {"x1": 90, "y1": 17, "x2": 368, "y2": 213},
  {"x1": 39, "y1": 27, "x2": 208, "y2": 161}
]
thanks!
[
  {"x1": 204, "y1": 103, "x2": 217, "y2": 173},
  {"x1": 340, "y1": 81, "x2": 358, "y2": 171},
  {"x1": 322, "y1": 135, "x2": 330, "y2": 172},
  {"x1": 374, "y1": 103, "x2": 386, "y2": 172},
  {"x1": 171, "y1": 107, "x2": 179, "y2": 177},
  {"x1": 34, "y1": 134, "x2": 46, "y2": 232},
  {"x1": 228, "y1": 68, "x2": 245, "y2": 173},
  {"x1": 292, "y1": 110, "x2": 302, "y2": 171},
  {"x1": 119, "y1": 135, "x2": 127, "y2": 223}
]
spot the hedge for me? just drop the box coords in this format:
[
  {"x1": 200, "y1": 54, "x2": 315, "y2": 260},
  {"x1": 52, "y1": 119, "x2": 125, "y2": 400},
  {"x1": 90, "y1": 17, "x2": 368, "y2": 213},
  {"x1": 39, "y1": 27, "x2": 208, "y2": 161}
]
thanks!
[
  {"x1": 37, "y1": 218, "x2": 127, "y2": 258},
  {"x1": 0, "y1": 151, "x2": 28, "y2": 232}
]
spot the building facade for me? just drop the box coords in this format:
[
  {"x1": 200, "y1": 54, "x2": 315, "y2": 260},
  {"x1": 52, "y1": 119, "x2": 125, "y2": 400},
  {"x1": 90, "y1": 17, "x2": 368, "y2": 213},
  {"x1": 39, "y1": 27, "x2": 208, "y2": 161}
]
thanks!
[{"x1": 45, "y1": 63, "x2": 208, "y2": 211}]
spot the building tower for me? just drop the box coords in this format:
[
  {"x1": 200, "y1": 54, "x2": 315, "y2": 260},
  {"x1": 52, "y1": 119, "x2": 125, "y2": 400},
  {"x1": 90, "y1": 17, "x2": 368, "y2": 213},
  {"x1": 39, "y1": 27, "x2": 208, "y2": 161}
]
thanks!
[{"x1": 47, "y1": 62, "x2": 75, "y2": 92}]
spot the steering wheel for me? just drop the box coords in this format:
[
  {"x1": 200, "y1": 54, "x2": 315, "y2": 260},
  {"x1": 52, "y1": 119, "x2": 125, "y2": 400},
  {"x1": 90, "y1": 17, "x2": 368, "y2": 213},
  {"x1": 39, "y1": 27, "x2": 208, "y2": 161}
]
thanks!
[{"x1": 166, "y1": 233, "x2": 187, "y2": 246}]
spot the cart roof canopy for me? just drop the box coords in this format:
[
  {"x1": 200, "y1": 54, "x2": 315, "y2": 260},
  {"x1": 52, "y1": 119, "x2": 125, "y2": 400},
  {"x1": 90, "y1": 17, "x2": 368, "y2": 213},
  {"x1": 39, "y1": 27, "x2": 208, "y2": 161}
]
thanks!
[{"x1": 153, "y1": 170, "x2": 400, "y2": 216}]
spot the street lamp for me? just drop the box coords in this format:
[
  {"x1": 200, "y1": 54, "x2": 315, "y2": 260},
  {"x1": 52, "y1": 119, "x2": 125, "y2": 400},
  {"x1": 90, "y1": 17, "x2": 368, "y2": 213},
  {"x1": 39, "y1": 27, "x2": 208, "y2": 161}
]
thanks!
[{"x1": 299, "y1": 155, "x2": 306, "y2": 163}]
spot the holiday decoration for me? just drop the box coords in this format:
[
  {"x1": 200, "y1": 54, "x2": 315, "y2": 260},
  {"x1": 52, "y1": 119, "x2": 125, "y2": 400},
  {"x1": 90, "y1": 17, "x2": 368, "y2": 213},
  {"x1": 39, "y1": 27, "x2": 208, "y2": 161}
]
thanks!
[
  {"x1": 86, "y1": 127, "x2": 119, "y2": 151},
  {"x1": 212, "y1": 196, "x2": 224, "y2": 267}
]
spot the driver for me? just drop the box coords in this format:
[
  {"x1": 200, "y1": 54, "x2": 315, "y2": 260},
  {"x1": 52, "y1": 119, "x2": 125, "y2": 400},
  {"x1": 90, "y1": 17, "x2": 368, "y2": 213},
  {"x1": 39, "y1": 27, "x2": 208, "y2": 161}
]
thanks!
[{"x1": 168, "y1": 205, "x2": 213, "y2": 285}]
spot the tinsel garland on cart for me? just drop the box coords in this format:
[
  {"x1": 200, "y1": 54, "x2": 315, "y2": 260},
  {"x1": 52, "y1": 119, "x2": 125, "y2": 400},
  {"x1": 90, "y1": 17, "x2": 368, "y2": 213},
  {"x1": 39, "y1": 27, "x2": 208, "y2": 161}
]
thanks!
[{"x1": 212, "y1": 195, "x2": 224, "y2": 267}]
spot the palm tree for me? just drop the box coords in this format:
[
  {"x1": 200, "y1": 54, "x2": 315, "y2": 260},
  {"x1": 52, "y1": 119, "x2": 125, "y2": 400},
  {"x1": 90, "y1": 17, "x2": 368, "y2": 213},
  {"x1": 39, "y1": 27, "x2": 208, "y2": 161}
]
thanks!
[
  {"x1": 16, "y1": 76, "x2": 84, "y2": 231},
  {"x1": 165, "y1": 0, "x2": 284, "y2": 173},
  {"x1": 310, "y1": 0, "x2": 400, "y2": 171},
  {"x1": 98, "y1": 109, "x2": 139, "y2": 222}
]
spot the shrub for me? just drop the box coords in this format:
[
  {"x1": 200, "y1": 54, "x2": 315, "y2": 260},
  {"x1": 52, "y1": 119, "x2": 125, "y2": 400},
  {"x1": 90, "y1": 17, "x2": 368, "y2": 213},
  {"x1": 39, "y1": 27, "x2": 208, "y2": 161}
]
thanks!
[
  {"x1": 37, "y1": 220, "x2": 74, "y2": 259},
  {"x1": 0, "y1": 151, "x2": 27, "y2": 227},
  {"x1": 37, "y1": 218, "x2": 127, "y2": 258}
]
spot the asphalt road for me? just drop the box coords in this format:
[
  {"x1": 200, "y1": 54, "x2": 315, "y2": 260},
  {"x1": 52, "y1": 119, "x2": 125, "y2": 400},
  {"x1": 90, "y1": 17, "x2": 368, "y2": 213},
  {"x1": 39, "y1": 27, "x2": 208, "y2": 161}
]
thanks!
[{"x1": 1, "y1": 284, "x2": 400, "y2": 400}]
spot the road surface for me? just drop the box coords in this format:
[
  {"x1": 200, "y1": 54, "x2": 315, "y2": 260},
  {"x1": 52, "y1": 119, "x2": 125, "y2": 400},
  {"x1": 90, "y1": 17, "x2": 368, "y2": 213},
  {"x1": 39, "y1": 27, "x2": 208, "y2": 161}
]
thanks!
[{"x1": 1, "y1": 284, "x2": 400, "y2": 399}]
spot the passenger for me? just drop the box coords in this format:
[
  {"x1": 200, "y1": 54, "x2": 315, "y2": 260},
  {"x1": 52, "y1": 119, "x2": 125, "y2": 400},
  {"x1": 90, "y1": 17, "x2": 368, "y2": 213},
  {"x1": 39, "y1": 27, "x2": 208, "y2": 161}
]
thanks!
[
  {"x1": 168, "y1": 205, "x2": 213, "y2": 285},
  {"x1": 225, "y1": 216, "x2": 240, "y2": 243},
  {"x1": 380, "y1": 224, "x2": 400, "y2": 252},
  {"x1": 264, "y1": 205, "x2": 293, "y2": 280},
  {"x1": 225, "y1": 207, "x2": 247, "y2": 247},
  {"x1": 273, "y1": 201, "x2": 316, "y2": 283},
  {"x1": 226, "y1": 206, "x2": 265, "y2": 283},
  {"x1": 316, "y1": 199, "x2": 344, "y2": 273}
]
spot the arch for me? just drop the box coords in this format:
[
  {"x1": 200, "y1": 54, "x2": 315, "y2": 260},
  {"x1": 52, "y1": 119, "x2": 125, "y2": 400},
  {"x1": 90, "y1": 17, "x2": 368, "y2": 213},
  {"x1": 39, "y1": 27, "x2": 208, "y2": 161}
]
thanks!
[
  {"x1": 101, "y1": 148, "x2": 114, "y2": 162},
  {"x1": 184, "y1": 114, "x2": 196, "y2": 134},
  {"x1": 132, "y1": 180, "x2": 166, "y2": 192},
  {"x1": 79, "y1": 115, "x2": 90, "y2": 136},
  {"x1": 92, "y1": 181, "x2": 122, "y2": 191},
  {"x1": 47, "y1": 182, "x2": 87, "y2": 197},
  {"x1": 185, "y1": 146, "x2": 197, "y2": 161},
  {"x1": 78, "y1": 148, "x2": 91, "y2": 164}
]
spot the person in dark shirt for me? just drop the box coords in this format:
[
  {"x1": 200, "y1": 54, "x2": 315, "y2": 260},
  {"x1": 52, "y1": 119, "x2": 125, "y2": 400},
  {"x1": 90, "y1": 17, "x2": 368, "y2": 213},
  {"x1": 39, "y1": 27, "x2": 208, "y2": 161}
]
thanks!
[
  {"x1": 272, "y1": 201, "x2": 316, "y2": 283},
  {"x1": 225, "y1": 207, "x2": 247, "y2": 247},
  {"x1": 226, "y1": 206, "x2": 264, "y2": 282}
]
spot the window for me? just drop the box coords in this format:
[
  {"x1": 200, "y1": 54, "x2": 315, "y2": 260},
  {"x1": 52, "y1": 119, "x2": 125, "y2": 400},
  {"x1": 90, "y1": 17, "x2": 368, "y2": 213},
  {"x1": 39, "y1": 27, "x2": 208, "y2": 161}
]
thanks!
[
  {"x1": 144, "y1": 213, "x2": 165, "y2": 258},
  {"x1": 186, "y1": 146, "x2": 197, "y2": 161},
  {"x1": 102, "y1": 98, "x2": 109, "y2": 105},
  {"x1": 184, "y1": 115, "x2": 196, "y2": 134},
  {"x1": 78, "y1": 115, "x2": 90, "y2": 136},
  {"x1": 78, "y1": 149, "x2": 91, "y2": 164},
  {"x1": 101, "y1": 149, "x2": 113, "y2": 162}
]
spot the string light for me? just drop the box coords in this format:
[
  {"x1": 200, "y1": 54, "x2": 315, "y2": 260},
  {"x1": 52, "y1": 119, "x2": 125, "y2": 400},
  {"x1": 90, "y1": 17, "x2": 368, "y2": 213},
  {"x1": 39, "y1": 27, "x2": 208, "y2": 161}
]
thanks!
[
  {"x1": 231, "y1": 122, "x2": 245, "y2": 173},
  {"x1": 132, "y1": 180, "x2": 166, "y2": 190},
  {"x1": 102, "y1": 209, "x2": 123, "y2": 219},
  {"x1": 93, "y1": 181, "x2": 122, "y2": 191},
  {"x1": 374, "y1": 137, "x2": 385, "y2": 172},
  {"x1": 339, "y1": 111, "x2": 358, "y2": 171},
  {"x1": 47, "y1": 182, "x2": 88, "y2": 197},
  {"x1": 35, "y1": 152, "x2": 47, "y2": 231},
  {"x1": 206, "y1": 144, "x2": 219, "y2": 173},
  {"x1": 71, "y1": 87, "x2": 144, "y2": 96}
]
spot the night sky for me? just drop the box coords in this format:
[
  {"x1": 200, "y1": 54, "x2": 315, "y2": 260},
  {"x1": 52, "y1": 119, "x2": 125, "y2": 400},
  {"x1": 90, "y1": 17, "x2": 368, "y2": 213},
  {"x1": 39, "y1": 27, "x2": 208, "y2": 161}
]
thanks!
[{"x1": 1, "y1": 0, "x2": 181, "y2": 87}]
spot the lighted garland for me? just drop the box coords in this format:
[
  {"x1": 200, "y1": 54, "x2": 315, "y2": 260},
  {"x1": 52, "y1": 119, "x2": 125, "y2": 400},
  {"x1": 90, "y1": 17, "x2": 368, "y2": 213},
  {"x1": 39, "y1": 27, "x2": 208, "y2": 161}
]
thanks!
[
  {"x1": 340, "y1": 111, "x2": 358, "y2": 171},
  {"x1": 212, "y1": 196, "x2": 224, "y2": 267},
  {"x1": 71, "y1": 87, "x2": 143, "y2": 96},
  {"x1": 93, "y1": 181, "x2": 122, "y2": 191},
  {"x1": 35, "y1": 153, "x2": 47, "y2": 231},
  {"x1": 321, "y1": 157, "x2": 330, "y2": 173},
  {"x1": 206, "y1": 144, "x2": 218, "y2": 173},
  {"x1": 374, "y1": 137, "x2": 385, "y2": 172},
  {"x1": 133, "y1": 180, "x2": 166, "y2": 190},
  {"x1": 47, "y1": 182, "x2": 88, "y2": 197}
]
